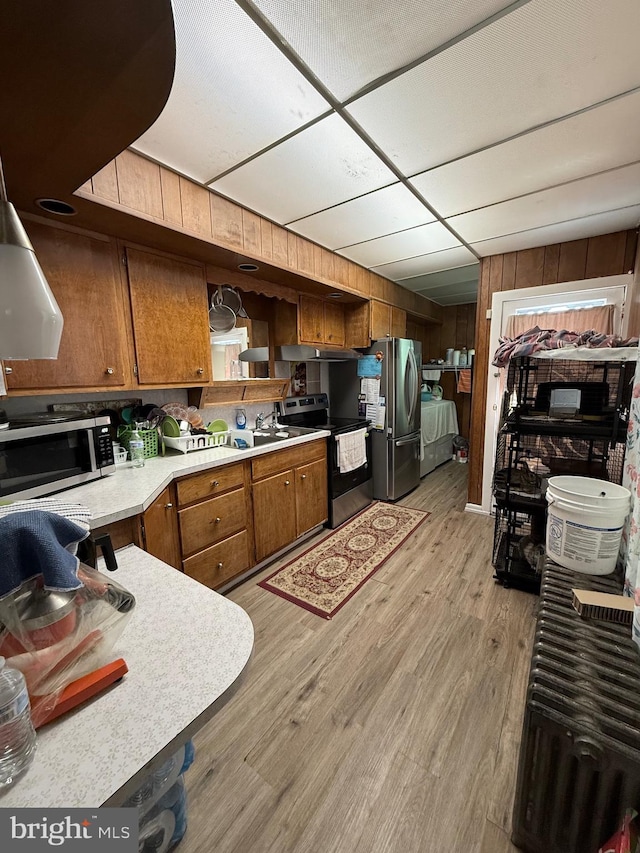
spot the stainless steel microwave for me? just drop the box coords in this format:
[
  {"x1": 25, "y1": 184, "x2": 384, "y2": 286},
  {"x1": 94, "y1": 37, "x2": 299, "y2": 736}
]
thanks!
[{"x1": 0, "y1": 413, "x2": 116, "y2": 500}]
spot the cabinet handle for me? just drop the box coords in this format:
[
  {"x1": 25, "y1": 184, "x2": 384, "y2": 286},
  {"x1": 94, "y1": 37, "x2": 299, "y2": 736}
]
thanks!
[
  {"x1": 105, "y1": 367, "x2": 114, "y2": 375},
  {"x1": 196, "y1": 367, "x2": 204, "y2": 375},
  {"x1": 284, "y1": 480, "x2": 290, "y2": 486},
  {"x1": 217, "y1": 562, "x2": 223, "y2": 570},
  {"x1": 4, "y1": 366, "x2": 12, "y2": 374},
  {"x1": 300, "y1": 474, "x2": 306, "y2": 480},
  {"x1": 211, "y1": 479, "x2": 219, "y2": 487},
  {"x1": 165, "y1": 503, "x2": 173, "y2": 509},
  {"x1": 214, "y1": 516, "x2": 221, "y2": 524}
]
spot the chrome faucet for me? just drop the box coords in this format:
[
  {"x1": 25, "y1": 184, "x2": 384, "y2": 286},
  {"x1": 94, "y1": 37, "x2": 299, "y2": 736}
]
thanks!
[{"x1": 255, "y1": 409, "x2": 279, "y2": 430}]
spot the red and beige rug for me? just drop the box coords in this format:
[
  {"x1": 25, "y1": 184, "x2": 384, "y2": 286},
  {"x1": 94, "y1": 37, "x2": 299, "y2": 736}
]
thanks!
[{"x1": 258, "y1": 501, "x2": 430, "y2": 619}]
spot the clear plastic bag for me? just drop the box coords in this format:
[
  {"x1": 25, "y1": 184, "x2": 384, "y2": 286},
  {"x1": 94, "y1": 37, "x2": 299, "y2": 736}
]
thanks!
[{"x1": 0, "y1": 564, "x2": 135, "y2": 727}]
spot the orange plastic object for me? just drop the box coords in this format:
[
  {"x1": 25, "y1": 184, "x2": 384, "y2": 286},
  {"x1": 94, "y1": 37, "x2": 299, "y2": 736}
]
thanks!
[{"x1": 35, "y1": 658, "x2": 128, "y2": 728}]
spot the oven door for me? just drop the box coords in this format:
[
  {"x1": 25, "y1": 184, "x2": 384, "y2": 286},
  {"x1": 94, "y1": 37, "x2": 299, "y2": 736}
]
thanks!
[
  {"x1": 330, "y1": 430, "x2": 372, "y2": 498},
  {"x1": 0, "y1": 425, "x2": 99, "y2": 500}
]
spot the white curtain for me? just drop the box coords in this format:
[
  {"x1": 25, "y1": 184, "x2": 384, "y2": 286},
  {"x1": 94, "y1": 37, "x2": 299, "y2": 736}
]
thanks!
[{"x1": 505, "y1": 305, "x2": 614, "y2": 339}]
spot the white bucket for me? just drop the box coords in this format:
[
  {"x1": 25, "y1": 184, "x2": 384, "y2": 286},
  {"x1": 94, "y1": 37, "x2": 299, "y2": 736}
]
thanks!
[{"x1": 545, "y1": 476, "x2": 631, "y2": 575}]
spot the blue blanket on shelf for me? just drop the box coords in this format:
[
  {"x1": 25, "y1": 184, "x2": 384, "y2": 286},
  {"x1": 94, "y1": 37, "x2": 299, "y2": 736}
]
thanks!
[{"x1": 0, "y1": 510, "x2": 89, "y2": 598}]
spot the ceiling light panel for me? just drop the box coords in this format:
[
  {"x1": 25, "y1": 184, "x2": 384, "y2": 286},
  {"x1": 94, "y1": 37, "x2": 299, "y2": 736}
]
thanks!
[
  {"x1": 251, "y1": 0, "x2": 516, "y2": 100},
  {"x1": 371, "y1": 245, "x2": 478, "y2": 280},
  {"x1": 449, "y1": 162, "x2": 640, "y2": 244},
  {"x1": 288, "y1": 183, "x2": 435, "y2": 249},
  {"x1": 337, "y1": 221, "x2": 460, "y2": 267},
  {"x1": 411, "y1": 90, "x2": 640, "y2": 217},
  {"x1": 210, "y1": 113, "x2": 396, "y2": 222},
  {"x1": 470, "y1": 205, "x2": 640, "y2": 257},
  {"x1": 131, "y1": 0, "x2": 330, "y2": 182},
  {"x1": 347, "y1": 0, "x2": 640, "y2": 176}
]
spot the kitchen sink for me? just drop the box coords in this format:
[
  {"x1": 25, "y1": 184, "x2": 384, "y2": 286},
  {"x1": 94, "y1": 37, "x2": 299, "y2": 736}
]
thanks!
[{"x1": 251, "y1": 426, "x2": 318, "y2": 446}]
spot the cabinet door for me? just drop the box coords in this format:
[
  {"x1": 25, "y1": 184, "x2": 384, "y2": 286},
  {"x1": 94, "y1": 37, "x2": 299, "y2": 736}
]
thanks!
[
  {"x1": 296, "y1": 458, "x2": 328, "y2": 537},
  {"x1": 5, "y1": 221, "x2": 131, "y2": 391},
  {"x1": 370, "y1": 300, "x2": 390, "y2": 340},
  {"x1": 298, "y1": 295, "x2": 324, "y2": 344},
  {"x1": 126, "y1": 247, "x2": 211, "y2": 385},
  {"x1": 142, "y1": 485, "x2": 181, "y2": 569},
  {"x1": 253, "y1": 470, "x2": 297, "y2": 562},
  {"x1": 323, "y1": 302, "x2": 346, "y2": 347},
  {"x1": 390, "y1": 307, "x2": 407, "y2": 339}
]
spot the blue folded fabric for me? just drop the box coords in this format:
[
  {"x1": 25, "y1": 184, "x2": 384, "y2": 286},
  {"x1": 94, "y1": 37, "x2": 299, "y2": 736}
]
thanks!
[{"x1": 0, "y1": 510, "x2": 89, "y2": 598}]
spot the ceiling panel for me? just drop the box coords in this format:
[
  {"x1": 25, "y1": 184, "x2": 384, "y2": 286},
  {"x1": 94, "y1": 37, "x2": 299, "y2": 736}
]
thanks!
[
  {"x1": 337, "y1": 221, "x2": 460, "y2": 267},
  {"x1": 470, "y1": 205, "x2": 640, "y2": 257},
  {"x1": 425, "y1": 291, "x2": 480, "y2": 306},
  {"x1": 288, "y1": 183, "x2": 435, "y2": 249},
  {"x1": 252, "y1": 0, "x2": 516, "y2": 100},
  {"x1": 449, "y1": 163, "x2": 640, "y2": 244},
  {"x1": 372, "y1": 245, "x2": 478, "y2": 280},
  {"x1": 415, "y1": 280, "x2": 479, "y2": 304},
  {"x1": 347, "y1": 0, "x2": 640, "y2": 176},
  {"x1": 411, "y1": 90, "x2": 640, "y2": 217},
  {"x1": 131, "y1": 0, "x2": 330, "y2": 182},
  {"x1": 398, "y1": 264, "x2": 480, "y2": 292},
  {"x1": 209, "y1": 113, "x2": 396, "y2": 222}
]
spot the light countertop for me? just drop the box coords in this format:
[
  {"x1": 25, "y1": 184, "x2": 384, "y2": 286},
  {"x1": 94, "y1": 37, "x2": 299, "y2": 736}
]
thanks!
[
  {"x1": 0, "y1": 545, "x2": 254, "y2": 809},
  {"x1": 59, "y1": 430, "x2": 330, "y2": 528}
]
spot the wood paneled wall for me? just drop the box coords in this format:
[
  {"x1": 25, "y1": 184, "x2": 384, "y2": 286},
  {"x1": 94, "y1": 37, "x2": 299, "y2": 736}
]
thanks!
[
  {"x1": 77, "y1": 150, "x2": 443, "y2": 323},
  {"x1": 422, "y1": 303, "x2": 477, "y2": 440},
  {"x1": 468, "y1": 228, "x2": 638, "y2": 506}
]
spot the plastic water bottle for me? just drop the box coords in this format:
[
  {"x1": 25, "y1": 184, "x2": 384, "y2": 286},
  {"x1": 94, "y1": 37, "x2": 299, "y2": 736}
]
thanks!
[
  {"x1": 0, "y1": 656, "x2": 36, "y2": 789},
  {"x1": 130, "y1": 424, "x2": 145, "y2": 468}
]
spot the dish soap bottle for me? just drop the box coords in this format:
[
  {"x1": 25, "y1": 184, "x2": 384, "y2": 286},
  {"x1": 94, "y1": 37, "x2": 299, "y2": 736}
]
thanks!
[
  {"x1": 130, "y1": 423, "x2": 145, "y2": 468},
  {"x1": 235, "y1": 408, "x2": 246, "y2": 430},
  {"x1": 0, "y1": 656, "x2": 36, "y2": 789}
]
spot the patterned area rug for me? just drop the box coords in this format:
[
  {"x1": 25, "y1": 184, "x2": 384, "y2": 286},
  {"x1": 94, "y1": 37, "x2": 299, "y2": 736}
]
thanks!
[{"x1": 258, "y1": 501, "x2": 430, "y2": 619}]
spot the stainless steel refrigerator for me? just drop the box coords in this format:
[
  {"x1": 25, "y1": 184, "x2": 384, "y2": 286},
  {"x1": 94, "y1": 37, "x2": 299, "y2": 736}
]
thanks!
[{"x1": 329, "y1": 337, "x2": 422, "y2": 501}]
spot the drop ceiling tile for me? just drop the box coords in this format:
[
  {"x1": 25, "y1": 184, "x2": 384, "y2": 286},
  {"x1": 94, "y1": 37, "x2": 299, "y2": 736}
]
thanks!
[
  {"x1": 413, "y1": 281, "x2": 479, "y2": 301},
  {"x1": 426, "y1": 291, "x2": 479, "y2": 306},
  {"x1": 337, "y1": 221, "x2": 460, "y2": 267},
  {"x1": 411, "y1": 90, "x2": 640, "y2": 217},
  {"x1": 210, "y1": 113, "x2": 396, "y2": 222},
  {"x1": 347, "y1": 0, "x2": 640, "y2": 176},
  {"x1": 132, "y1": 0, "x2": 330, "y2": 182},
  {"x1": 398, "y1": 264, "x2": 480, "y2": 291},
  {"x1": 372, "y1": 245, "x2": 478, "y2": 280},
  {"x1": 288, "y1": 183, "x2": 435, "y2": 249},
  {"x1": 252, "y1": 0, "x2": 516, "y2": 99},
  {"x1": 449, "y1": 163, "x2": 640, "y2": 243},
  {"x1": 470, "y1": 205, "x2": 640, "y2": 256}
]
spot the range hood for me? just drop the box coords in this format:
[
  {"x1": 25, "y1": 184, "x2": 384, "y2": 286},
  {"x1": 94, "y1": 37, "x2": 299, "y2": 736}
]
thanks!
[{"x1": 239, "y1": 345, "x2": 362, "y2": 363}]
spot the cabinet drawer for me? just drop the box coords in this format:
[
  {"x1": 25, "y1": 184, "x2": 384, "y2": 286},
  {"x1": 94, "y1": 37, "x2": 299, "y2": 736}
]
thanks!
[
  {"x1": 176, "y1": 462, "x2": 245, "y2": 506},
  {"x1": 251, "y1": 439, "x2": 326, "y2": 481},
  {"x1": 183, "y1": 530, "x2": 251, "y2": 589},
  {"x1": 179, "y1": 487, "x2": 247, "y2": 556}
]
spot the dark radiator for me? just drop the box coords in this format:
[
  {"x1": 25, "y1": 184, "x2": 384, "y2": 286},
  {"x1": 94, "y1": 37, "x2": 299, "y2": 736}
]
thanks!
[{"x1": 512, "y1": 563, "x2": 640, "y2": 853}]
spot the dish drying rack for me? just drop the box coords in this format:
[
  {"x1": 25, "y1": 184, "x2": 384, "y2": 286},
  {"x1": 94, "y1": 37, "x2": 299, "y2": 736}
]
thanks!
[{"x1": 163, "y1": 431, "x2": 230, "y2": 454}]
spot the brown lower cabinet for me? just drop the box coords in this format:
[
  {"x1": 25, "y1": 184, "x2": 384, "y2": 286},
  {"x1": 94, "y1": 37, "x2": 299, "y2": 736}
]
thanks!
[
  {"x1": 140, "y1": 485, "x2": 181, "y2": 569},
  {"x1": 252, "y1": 441, "x2": 328, "y2": 564},
  {"x1": 95, "y1": 441, "x2": 328, "y2": 590}
]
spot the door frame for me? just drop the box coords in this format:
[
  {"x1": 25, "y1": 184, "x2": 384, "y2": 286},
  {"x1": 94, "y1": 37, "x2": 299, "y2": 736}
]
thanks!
[{"x1": 477, "y1": 274, "x2": 630, "y2": 514}]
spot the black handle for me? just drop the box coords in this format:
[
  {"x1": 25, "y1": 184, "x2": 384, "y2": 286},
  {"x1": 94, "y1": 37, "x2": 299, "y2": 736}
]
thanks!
[{"x1": 93, "y1": 533, "x2": 118, "y2": 572}]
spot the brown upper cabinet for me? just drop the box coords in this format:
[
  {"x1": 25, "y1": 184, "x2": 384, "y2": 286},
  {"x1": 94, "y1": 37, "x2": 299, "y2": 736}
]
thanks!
[
  {"x1": 4, "y1": 221, "x2": 132, "y2": 393},
  {"x1": 125, "y1": 247, "x2": 212, "y2": 386},
  {"x1": 298, "y1": 294, "x2": 346, "y2": 347},
  {"x1": 369, "y1": 300, "x2": 407, "y2": 340}
]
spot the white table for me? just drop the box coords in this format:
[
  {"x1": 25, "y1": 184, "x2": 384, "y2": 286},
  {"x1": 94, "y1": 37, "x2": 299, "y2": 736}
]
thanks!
[{"x1": 0, "y1": 546, "x2": 254, "y2": 808}]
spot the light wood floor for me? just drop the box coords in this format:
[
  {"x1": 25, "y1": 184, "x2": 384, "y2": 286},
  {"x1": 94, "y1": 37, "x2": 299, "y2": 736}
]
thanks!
[{"x1": 181, "y1": 463, "x2": 538, "y2": 853}]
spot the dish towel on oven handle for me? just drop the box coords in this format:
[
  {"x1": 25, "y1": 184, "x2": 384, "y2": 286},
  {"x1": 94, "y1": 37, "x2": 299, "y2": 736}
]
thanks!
[{"x1": 335, "y1": 428, "x2": 368, "y2": 474}]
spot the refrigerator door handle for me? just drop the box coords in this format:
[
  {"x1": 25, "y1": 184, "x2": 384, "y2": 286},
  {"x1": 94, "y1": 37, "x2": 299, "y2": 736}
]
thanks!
[
  {"x1": 395, "y1": 435, "x2": 420, "y2": 447},
  {"x1": 406, "y1": 347, "x2": 419, "y2": 427}
]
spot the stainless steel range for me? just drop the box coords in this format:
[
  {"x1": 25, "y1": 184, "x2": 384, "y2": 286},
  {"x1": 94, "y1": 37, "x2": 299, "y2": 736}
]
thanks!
[{"x1": 277, "y1": 394, "x2": 373, "y2": 528}]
